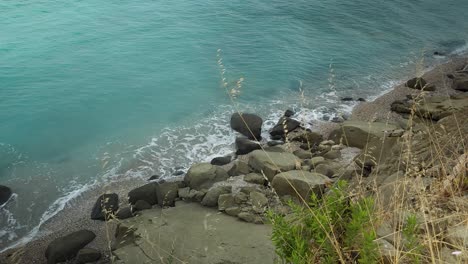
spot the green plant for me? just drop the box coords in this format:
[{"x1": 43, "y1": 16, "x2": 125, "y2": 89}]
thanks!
[
  {"x1": 268, "y1": 180, "x2": 379, "y2": 264},
  {"x1": 402, "y1": 214, "x2": 423, "y2": 263}
]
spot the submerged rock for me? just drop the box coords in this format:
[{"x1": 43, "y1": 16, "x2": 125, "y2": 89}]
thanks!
[
  {"x1": 0, "y1": 185, "x2": 12, "y2": 206},
  {"x1": 90, "y1": 193, "x2": 119, "y2": 221},
  {"x1": 230, "y1": 113, "x2": 263, "y2": 140},
  {"x1": 45, "y1": 230, "x2": 96, "y2": 264}
]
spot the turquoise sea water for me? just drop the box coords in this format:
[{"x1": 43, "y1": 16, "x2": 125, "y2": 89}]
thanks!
[{"x1": 1, "y1": 0, "x2": 468, "y2": 249}]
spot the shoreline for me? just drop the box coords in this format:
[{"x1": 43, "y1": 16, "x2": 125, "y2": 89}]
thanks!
[{"x1": 1, "y1": 54, "x2": 467, "y2": 263}]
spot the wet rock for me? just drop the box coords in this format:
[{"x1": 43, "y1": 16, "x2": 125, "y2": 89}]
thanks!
[
  {"x1": 201, "y1": 186, "x2": 232, "y2": 207},
  {"x1": 357, "y1": 98, "x2": 366, "y2": 102},
  {"x1": 0, "y1": 185, "x2": 12, "y2": 206},
  {"x1": 341, "y1": 97, "x2": 353, "y2": 101},
  {"x1": 133, "y1": 200, "x2": 152, "y2": 211},
  {"x1": 210, "y1": 156, "x2": 232, "y2": 166},
  {"x1": 249, "y1": 150, "x2": 298, "y2": 181},
  {"x1": 228, "y1": 160, "x2": 251, "y2": 176},
  {"x1": 115, "y1": 207, "x2": 133, "y2": 220},
  {"x1": 235, "y1": 137, "x2": 262, "y2": 155},
  {"x1": 284, "y1": 109, "x2": 295, "y2": 117},
  {"x1": 45, "y1": 230, "x2": 96, "y2": 264},
  {"x1": 267, "y1": 140, "x2": 284, "y2": 147},
  {"x1": 184, "y1": 163, "x2": 229, "y2": 191},
  {"x1": 244, "y1": 173, "x2": 266, "y2": 185},
  {"x1": 271, "y1": 171, "x2": 330, "y2": 201},
  {"x1": 230, "y1": 113, "x2": 263, "y2": 140},
  {"x1": 270, "y1": 117, "x2": 301, "y2": 137},
  {"x1": 91, "y1": 193, "x2": 119, "y2": 221},
  {"x1": 147, "y1": 175, "x2": 160, "y2": 181},
  {"x1": 76, "y1": 248, "x2": 101, "y2": 264},
  {"x1": 172, "y1": 170, "x2": 184, "y2": 176},
  {"x1": 155, "y1": 181, "x2": 179, "y2": 207},
  {"x1": 128, "y1": 183, "x2": 158, "y2": 205}
]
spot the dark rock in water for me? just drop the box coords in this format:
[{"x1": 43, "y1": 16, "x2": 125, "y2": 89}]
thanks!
[
  {"x1": 284, "y1": 109, "x2": 295, "y2": 117},
  {"x1": 322, "y1": 115, "x2": 330, "y2": 121},
  {"x1": 45, "y1": 230, "x2": 96, "y2": 264},
  {"x1": 115, "y1": 207, "x2": 133, "y2": 220},
  {"x1": 76, "y1": 248, "x2": 101, "y2": 264},
  {"x1": 357, "y1": 98, "x2": 366, "y2": 102},
  {"x1": 128, "y1": 183, "x2": 158, "y2": 205},
  {"x1": 210, "y1": 156, "x2": 232, "y2": 166},
  {"x1": 148, "y1": 175, "x2": 160, "y2": 181},
  {"x1": 230, "y1": 113, "x2": 263, "y2": 140},
  {"x1": 270, "y1": 117, "x2": 301, "y2": 137},
  {"x1": 267, "y1": 140, "x2": 284, "y2": 147},
  {"x1": 405, "y1": 77, "x2": 435, "y2": 91},
  {"x1": 173, "y1": 170, "x2": 184, "y2": 176},
  {"x1": 133, "y1": 200, "x2": 152, "y2": 211},
  {"x1": 155, "y1": 181, "x2": 179, "y2": 207},
  {"x1": 331, "y1": 116, "x2": 345, "y2": 123},
  {"x1": 0, "y1": 185, "x2": 12, "y2": 206},
  {"x1": 341, "y1": 97, "x2": 353, "y2": 101},
  {"x1": 235, "y1": 137, "x2": 261, "y2": 155},
  {"x1": 433, "y1": 51, "x2": 445, "y2": 56},
  {"x1": 90, "y1": 193, "x2": 119, "y2": 221},
  {"x1": 270, "y1": 134, "x2": 284, "y2": 141}
]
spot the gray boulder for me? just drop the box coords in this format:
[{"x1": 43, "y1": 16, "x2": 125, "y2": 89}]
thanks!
[
  {"x1": 228, "y1": 160, "x2": 251, "y2": 176},
  {"x1": 155, "y1": 181, "x2": 179, "y2": 207},
  {"x1": 290, "y1": 131, "x2": 323, "y2": 146},
  {"x1": 248, "y1": 150, "x2": 298, "y2": 181},
  {"x1": 250, "y1": 191, "x2": 268, "y2": 213},
  {"x1": 323, "y1": 150, "x2": 341, "y2": 160},
  {"x1": 329, "y1": 121, "x2": 399, "y2": 149},
  {"x1": 128, "y1": 183, "x2": 157, "y2": 205},
  {"x1": 45, "y1": 230, "x2": 96, "y2": 264},
  {"x1": 201, "y1": 186, "x2": 232, "y2": 207},
  {"x1": 271, "y1": 171, "x2": 330, "y2": 201},
  {"x1": 184, "y1": 163, "x2": 229, "y2": 191},
  {"x1": 90, "y1": 193, "x2": 119, "y2": 221},
  {"x1": 235, "y1": 137, "x2": 261, "y2": 155},
  {"x1": 217, "y1": 194, "x2": 237, "y2": 211},
  {"x1": 293, "y1": 149, "x2": 313, "y2": 159},
  {"x1": 243, "y1": 173, "x2": 266, "y2": 185},
  {"x1": 230, "y1": 113, "x2": 263, "y2": 140}
]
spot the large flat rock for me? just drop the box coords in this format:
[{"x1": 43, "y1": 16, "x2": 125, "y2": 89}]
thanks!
[
  {"x1": 112, "y1": 201, "x2": 276, "y2": 264},
  {"x1": 248, "y1": 150, "x2": 298, "y2": 181}
]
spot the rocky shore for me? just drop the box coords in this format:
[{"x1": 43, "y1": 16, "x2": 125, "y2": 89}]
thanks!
[{"x1": 1, "y1": 57, "x2": 467, "y2": 264}]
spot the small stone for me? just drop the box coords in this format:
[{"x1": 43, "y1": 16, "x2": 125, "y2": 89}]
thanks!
[
  {"x1": 238, "y1": 212, "x2": 263, "y2": 224},
  {"x1": 314, "y1": 164, "x2": 334, "y2": 177},
  {"x1": 293, "y1": 149, "x2": 313, "y2": 159},
  {"x1": 201, "y1": 186, "x2": 231, "y2": 207},
  {"x1": 308, "y1": 156, "x2": 325, "y2": 168},
  {"x1": 267, "y1": 140, "x2": 284, "y2": 147},
  {"x1": 210, "y1": 156, "x2": 232, "y2": 166}
]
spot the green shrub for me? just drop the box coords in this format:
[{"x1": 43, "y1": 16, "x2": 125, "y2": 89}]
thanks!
[{"x1": 268, "y1": 180, "x2": 378, "y2": 263}]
